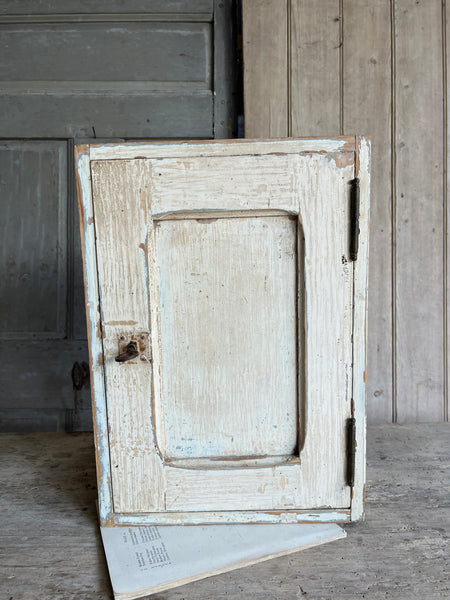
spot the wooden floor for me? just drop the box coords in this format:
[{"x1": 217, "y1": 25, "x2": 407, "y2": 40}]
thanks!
[{"x1": 1, "y1": 424, "x2": 449, "y2": 600}]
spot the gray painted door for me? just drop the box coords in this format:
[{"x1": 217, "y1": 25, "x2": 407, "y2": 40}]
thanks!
[{"x1": 0, "y1": 0, "x2": 235, "y2": 432}]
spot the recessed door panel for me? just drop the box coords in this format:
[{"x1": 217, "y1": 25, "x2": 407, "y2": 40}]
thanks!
[{"x1": 154, "y1": 215, "x2": 299, "y2": 460}]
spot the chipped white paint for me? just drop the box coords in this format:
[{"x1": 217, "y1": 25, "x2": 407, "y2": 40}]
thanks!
[
  {"x1": 155, "y1": 216, "x2": 298, "y2": 459},
  {"x1": 90, "y1": 159, "x2": 165, "y2": 514},
  {"x1": 75, "y1": 146, "x2": 113, "y2": 523},
  {"x1": 351, "y1": 137, "x2": 371, "y2": 520},
  {"x1": 114, "y1": 509, "x2": 351, "y2": 526},
  {"x1": 76, "y1": 138, "x2": 369, "y2": 525},
  {"x1": 89, "y1": 136, "x2": 355, "y2": 161}
]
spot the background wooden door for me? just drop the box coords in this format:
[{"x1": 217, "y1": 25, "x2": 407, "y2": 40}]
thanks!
[{"x1": 0, "y1": 0, "x2": 236, "y2": 432}]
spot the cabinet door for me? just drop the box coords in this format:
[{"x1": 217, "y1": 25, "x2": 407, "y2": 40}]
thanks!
[{"x1": 77, "y1": 137, "x2": 369, "y2": 525}]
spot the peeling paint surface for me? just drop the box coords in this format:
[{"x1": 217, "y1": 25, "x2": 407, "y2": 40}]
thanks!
[{"x1": 76, "y1": 138, "x2": 369, "y2": 525}]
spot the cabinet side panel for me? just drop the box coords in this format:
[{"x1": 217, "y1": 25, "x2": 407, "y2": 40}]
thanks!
[
  {"x1": 351, "y1": 137, "x2": 370, "y2": 520},
  {"x1": 75, "y1": 147, "x2": 113, "y2": 523}
]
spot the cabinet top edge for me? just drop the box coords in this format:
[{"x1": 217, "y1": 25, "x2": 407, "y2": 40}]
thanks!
[{"x1": 78, "y1": 136, "x2": 369, "y2": 162}]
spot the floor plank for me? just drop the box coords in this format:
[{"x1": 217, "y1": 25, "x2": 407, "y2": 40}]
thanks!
[{"x1": 1, "y1": 425, "x2": 449, "y2": 599}]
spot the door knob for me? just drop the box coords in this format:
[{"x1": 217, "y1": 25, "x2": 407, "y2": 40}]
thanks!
[{"x1": 115, "y1": 341, "x2": 139, "y2": 363}]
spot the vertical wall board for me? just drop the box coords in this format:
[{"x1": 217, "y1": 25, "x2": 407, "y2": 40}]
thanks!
[
  {"x1": 242, "y1": 0, "x2": 288, "y2": 138},
  {"x1": 78, "y1": 138, "x2": 363, "y2": 523},
  {"x1": 290, "y1": 0, "x2": 341, "y2": 136},
  {"x1": 447, "y1": 2, "x2": 450, "y2": 423},
  {"x1": 395, "y1": 0, "x2": 444, "y2": 422},
  {"x1": 343, "y1": 0, "x2": 393, "y2": 423}
]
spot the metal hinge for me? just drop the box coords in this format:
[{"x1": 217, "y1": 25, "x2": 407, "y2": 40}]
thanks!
[
  {"x1": 350, "y1": 177, "x2": 360, "y2": 261},
  {"x1": 346, "y1": 417, "x2": 356, "y2": 487}
]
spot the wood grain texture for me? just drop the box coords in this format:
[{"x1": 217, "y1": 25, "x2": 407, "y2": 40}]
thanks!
[
  {"x1": 213, "y1": 0, "x2": 235, "y2": 137},
  {"x1": 395, "y1": 0, "x2": 445, "y2": 422},
  {"x1": 148, "y1": 153, "x2": 305, "y2": 217},
  {"x1": 290, "y1": 0, "x2": 341, "y2": 136},
  {"x1": 0, "y1": 91, "x2": 213, "y2": 138},
  {"x1": 152, "y1": 149, "x2": 354, "y2": 513},
  {"x1": 90, "y1": 159, "x2": 165, "y2": 514},
  {"x1": 243, "y1": 1, "x2": 450, "y2": 425},
  {"x1": 0, "y1": 23, "x2": 211, "y2": 83},
  {"x1": 77, "y1": 139, "x2": 365, "y2": 523},
  {"x1": 76, "y1": 146, "x2": 113, "y2": 523},
  {"x1": 343, "y1": 0, "x2": 393, "y2": 424},
  {"x1": 242, "y1": 0, "x2": 288, "y2": 137},
  {"x1": 2, "y1": 425, "x2": 448, "y2": 599},
  {"x1": 90, "y1": 137, "x2": 356, "y2": 160},
  {"x1": 155, "y1": 216, "x2": 299, "y2": 459},
  {"x1": 351, "y1": 137, "x2": 371, "y2": 520},
  {"x1": 0, "y1": 0, "x2": 213, "y2": 15},
  {"x1": 0, "y1": 141, "x2": 67, "y2": 338},
  {"x1": 447, "y1": 0, "x2": 450, "y2": 424}
]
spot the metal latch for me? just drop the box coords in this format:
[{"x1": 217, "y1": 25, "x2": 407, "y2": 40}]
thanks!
[
  {"x1": 115, "y1": 340, "x2": 139, "y2": 363},
  {"x1": 115, "y1": 332, "x2": 151, "y2": 364}
]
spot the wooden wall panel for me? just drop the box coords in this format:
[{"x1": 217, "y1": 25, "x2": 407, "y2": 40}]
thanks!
[
  {"x1": 394, "y1": 0, "x2": 445, "y2": 422},
  {"x1": 447, "y1": 0, "x2": 450, "y2": 424},
  {"x1": 242, "y1": 0, "x2": 288, "y2": 137},
  {"x1": 290, "y1": 0, "x2": 341, "y2": 136},
  {"x1": 243, "y1": 0, "x2": 448, "y2": 423},
  {"x1": 343, "y1": 0, "x2": 393, "y2": 423}
]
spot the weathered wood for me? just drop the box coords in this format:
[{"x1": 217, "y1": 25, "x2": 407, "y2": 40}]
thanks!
[
  {"x1": 76, "y1": 146, "x2": 113, "y2": 524},
  {"x1": 90, "y1": 137, "x2": 356, "y2": 160},
  {"x1": 213, "y1": 0, "x2": 235, "y2": 138},
  {"x1": 395, "y1": 0, "x2": 445, "y2": 422},
  {"x1": 77, "y1": 138, "x2": 365, "y2": 524},
  {"x1": 242, "y1": 0, "x2": 288, "y2": 137},
  {"x1": 0, "y1": 91, "x2": 213, "y2": 139},
  {"x1": 155, "y1": 216, "x2": 299, "y2": 459},
  {"x1": 0, "y1": 0, "x2": 213, "y2": 17},
  {"x1": 351, "y1": 137, "x2": 370, "y2": 520},
  {"x1": 343, "y1": 0, "x2": 393, "y2": 423},
  {"x1": 0, "y1": 339, "x2": 89, "y2": 419},
  {"x1": 290, "y1": 0, "x2": 341, "y2": 136},
  {"x1": 0, "y1": 23, "x2": 211, "y2": 83},
  {"x1": 1, "y1": 424, "x2": 448, "y2": 599},
  {"x1": 90, "y1": 159, "x2": 165, "y2": 515},
  {"x1": 1, "y1": 4, "x2": 235, "y2": 434},
  {"x1": 243, "y1": 0, "x2": 450, "y2": 425},
  {"x1": 447, "y1": 0, "x2": 450, "y2": 423},
  {"x1": 0, "y1": 141, "x2": 67, "y2": 338}
]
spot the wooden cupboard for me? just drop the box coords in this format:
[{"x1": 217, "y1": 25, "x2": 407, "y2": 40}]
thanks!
[{"x1": 75, "y1": 137, "x2": 369, "y2": 525}]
